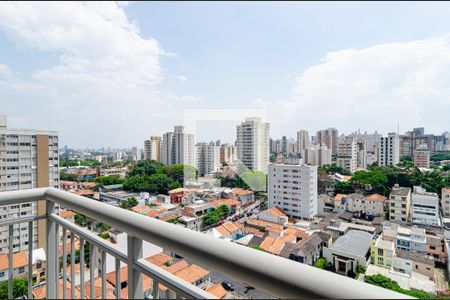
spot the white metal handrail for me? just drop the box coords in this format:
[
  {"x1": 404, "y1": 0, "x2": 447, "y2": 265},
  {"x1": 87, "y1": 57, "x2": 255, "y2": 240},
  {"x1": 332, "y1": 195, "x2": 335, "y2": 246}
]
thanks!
[{"x1": 0, "y1": 188, "x2": 412, "y2": 299}]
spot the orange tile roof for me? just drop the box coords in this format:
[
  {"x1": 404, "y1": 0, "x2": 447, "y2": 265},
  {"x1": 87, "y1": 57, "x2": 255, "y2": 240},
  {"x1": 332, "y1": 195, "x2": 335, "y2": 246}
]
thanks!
[
  {"x1": 131, "y1": 205, "x2": 150, "y2": 213},
  {"x1": 365, "y1": 193, "x2": 387, "y2": 202},
  {"x1": 146, "y1": 208, "x2": 167, "y2": 218},
  {"x1": 443, "y1": 188, "x2": 450, "y2": 193},
  {"x1": 174, "y1": 264, "x2": 209, "y2": 284},
  {"x1": 72, "y1": 189, "x2": 95, "y2": 196},
  {"x1": 266, "y1": 226, "x2": 282, "y2": 233},
  {"x1": 247, "y1": 219, "x2": 283, "y2": 230},
  {"x1": 145, "y1": 253, "x2": 173, "y2": 267},
  {"x1": 244, "y1": 226, "x2": 264, "y2": 236},
  {"x1": 59, "y1": 237, "x2": 81, "y2": 256},
  {"x1": 66, "y1": 263, "x2": 82, "y2": 276},
  {"x1": 59, "y1": 210, "x2": 76, "y2": 219},
  {"x1": 210, "y1": 199, "x2": 241, "y2": 207},
  {"x1": 106, "y1": 266, "x2": 128, "y2": 287},
  {"x1": 260, "y1": 236, "x2": 276, "y2": 252},
  {"x1": 231, "y1": 188, "x2": 253, "y2": 196},
  {"x1": 206, "y1": 283, "x2": 228, "y2": 299},
  {"x1": 80, "y1": 182, "x2": 97, "y2": 189},
  {"x1": 0, "y1": 251, "x2": 28, "y2": 271},
  {"x1": 77, "y1": 277, "x2": 116, "y2": 299},
  {"x1": 265, "y1": 206, "x2": 286, "y2": 218},
  {"x1": 216, "y1": 225, "x2": 231, "y2": 236},
  {"x1": 270, "y1": 235, "x2": 297, "y2": 255},
  {"x1": 142, "y1": 275, "x2": 168, "y2": 292},
  {"x1": 163, "y1": 260, "x2": 189, "y2": 274},
  {"x1": 159, "y1": 214, "x2": 179, "y2": 221},
  {"x1": 335, "y1": 194, "x2": 348, "y2": 201},
  {"x1": 284, "y1": 227, "x2": 310, "y2": 239},
  {"x1": 33, "y1": 278, "x2": 81, "y2": 299}
]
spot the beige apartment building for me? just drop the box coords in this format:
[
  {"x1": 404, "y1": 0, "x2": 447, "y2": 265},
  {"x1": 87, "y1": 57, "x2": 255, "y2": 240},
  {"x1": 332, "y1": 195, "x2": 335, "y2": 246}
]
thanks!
[{"x1": 0, "y1": 116, "x2": 59, "y2": 253}]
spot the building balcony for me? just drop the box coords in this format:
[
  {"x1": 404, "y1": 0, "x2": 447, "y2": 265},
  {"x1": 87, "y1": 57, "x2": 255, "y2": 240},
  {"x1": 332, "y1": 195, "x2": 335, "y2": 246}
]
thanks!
[{"x1": 0, "y1": 188, "x2": 411, "y2": 299}]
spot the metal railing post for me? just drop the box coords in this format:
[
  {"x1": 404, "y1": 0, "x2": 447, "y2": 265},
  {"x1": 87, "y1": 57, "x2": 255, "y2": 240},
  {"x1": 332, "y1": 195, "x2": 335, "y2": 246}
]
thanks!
[
  {"x1": 127, "y1": 235, "x2": 143, "y2": 299},
  {"x1": 46, "y1": 200, "x2": 56, "y2": 299}
]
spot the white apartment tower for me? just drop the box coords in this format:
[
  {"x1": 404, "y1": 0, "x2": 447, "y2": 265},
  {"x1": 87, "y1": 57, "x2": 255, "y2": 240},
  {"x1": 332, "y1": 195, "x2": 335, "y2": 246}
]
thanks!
[
  {"x1": 378, "y1": 133, "x2": 400, "y2": 166},
  {"x1": 195, "y1": 142, "x2": 220, "y2": 176},
  {"x1": 236, "y1": 117, "x2": 270, "y2": 173},
  {"x1": 0, "y1": 116, "x2": 59, "y2": 254},
  {"x1": 161, "y1": 126, "x2": 195, "y2": 167},
  {"x1": 336, "y1": 136, "x2": 358, "y2": 173},
  {"x1": 296, "y1": 130, "x2": 309, "y2": 153},
  {"x1": 268, "y1": 163, "x2": 318, "y2": 220},
  {"x1": 144, "y1": 136, "x2": 161, "y2": 161}
]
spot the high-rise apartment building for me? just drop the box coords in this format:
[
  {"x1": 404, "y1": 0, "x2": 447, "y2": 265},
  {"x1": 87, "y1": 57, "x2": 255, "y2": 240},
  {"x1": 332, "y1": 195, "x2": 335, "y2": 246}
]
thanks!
[
  {"x1": 0, "y1": 116, "x2": 59, "y2": 253},
  {"x1": 336, "y1": 136, "x2": 357, "y2": 173},
  {"x1": 303, "y1": 145, "x2": 332, "y2": 166},
  {"x1": 296, "y1": 130, "x2": 309, "y2": 153},
  {"x1": 195, "y1": 142, "x2": 220, "y2": 176},
  {"x1": 161, "y1": 126, "x2": 195, "y2": 166},
  {"x1": 219, "y1": 143, "x2": 236, "y2": 164},
  {"x1": 236, "y1": 117, "x2": 270, "y2": 172},
  {"x1": 316, "y1": 128, "x2": 338, "y2": 155},
  {"x1": 268, "y1": 163, "x2": 318, "y2": 220},
  {"x1": 378, "y1": 133, "x2": 400, "y2": 166},
  {"x1": 144, "y1": 136, "x2": 161, "y2": 161},
  {"x1": 413, "y1": 145, "x2": 430, "y2": 169},
  {"x1": 389, "y1": 185, "x2": 412, "y2": 224},
  {"x1": 355, "y1": 138, "x2": 367, "y2": 169}
]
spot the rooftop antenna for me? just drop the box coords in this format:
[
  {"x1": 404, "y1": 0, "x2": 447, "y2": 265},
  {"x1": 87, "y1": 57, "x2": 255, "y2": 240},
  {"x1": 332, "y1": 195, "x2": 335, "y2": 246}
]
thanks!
[{"x1": 397, "y1": 123, "x2": 400, "y2": 135}]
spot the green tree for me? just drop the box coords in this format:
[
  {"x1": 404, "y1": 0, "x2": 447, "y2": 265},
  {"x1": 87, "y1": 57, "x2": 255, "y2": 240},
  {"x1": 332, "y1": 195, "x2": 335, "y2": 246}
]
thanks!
[
  {"x1": 94, "y1": 175, "x2": 124, "y2": 186},
  {"x1": 204, "y1": 205, "x2": 230, "y2": 226},
  {"x1": 313, "y1": 258, "x2": 327, "y2": 269},
  {"x1": 74, "y1": 213, "x2": 94, "y2": 229},
  {"x1": 0, "y1": 278, "x2": 28, "y2": 299},
  {"x1": 148, "y1": 173, "x2": 177, "y2": 194},
  {"x1": 60, "y1": 171, "x2": 79, "y2": 181},
  {"x1": 350, "y1": 170, "x2": 389, "y2": 194},
  {"x1": 163, "y1": 164, "x2": 197, "y2": 184},
  {"x1": 123, "y1": 175, "x2": 150, "y2": 192},
  {"x1": 129, "y1": 160, "x2": 164, "y2": 177},
  {"x1": 319, "y1": 164, "x2": 352, "y2": 176},
  {"x1": 120, "y1": 197, "x2": 139, "y2": 209}
]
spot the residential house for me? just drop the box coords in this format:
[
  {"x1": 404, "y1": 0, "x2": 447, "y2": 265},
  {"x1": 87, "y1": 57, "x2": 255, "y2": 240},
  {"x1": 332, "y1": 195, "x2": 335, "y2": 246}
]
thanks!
[
  {"x1": 281, "y1": 231, "x2": 331, "y2": 265},
  {"x1": 207, "y1": 222, "x2": 244, "y2": 240},
  {"x1": 257, "y1": 207, "x2": 288, "y2": 225},
  {"x1": 231, "y1": 188, "x2": 254, "y2": 204},
  {"x1": 389, "y1": 185, "x2": 412, "y2": 224},
  {"x1": 347, "y1": 193, "x2": 386, "y2": 217},
  {"x1": 394, "y1": 249, "x2": 435, "y2": 280},
  {"x1": 371, "y1": 235, "x2": 395, "y2": 269},
  {"x1": 323, "y1": 230, "x2": 373, "y2": 276},
  {"x1": 210, "y1": 199, "x2": 241, "y2": 213}
]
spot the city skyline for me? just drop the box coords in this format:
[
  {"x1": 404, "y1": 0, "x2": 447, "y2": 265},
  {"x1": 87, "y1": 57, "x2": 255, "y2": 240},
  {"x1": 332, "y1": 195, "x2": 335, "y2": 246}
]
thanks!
[{"x1": 1, "y1": 2, "x2": 450, "y2": 148}]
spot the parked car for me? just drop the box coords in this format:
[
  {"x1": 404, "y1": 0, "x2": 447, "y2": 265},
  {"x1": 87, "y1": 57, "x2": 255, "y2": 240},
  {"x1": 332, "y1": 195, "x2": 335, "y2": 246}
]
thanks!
[{"x1": 221, "y1": 281, "x2": 235, "y2": 291}]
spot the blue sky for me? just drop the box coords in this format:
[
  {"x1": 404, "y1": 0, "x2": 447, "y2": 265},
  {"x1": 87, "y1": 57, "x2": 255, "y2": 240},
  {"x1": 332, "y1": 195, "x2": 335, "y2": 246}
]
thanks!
[{"x1": 1, "y1": 2, "x2": 450, "y2": 148}]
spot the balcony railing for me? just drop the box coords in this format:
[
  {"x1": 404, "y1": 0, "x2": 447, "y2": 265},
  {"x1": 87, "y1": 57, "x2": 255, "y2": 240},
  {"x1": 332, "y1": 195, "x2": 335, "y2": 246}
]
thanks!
[{"x1": 0, "y1": 188, "x2": 411, "y2": 299}]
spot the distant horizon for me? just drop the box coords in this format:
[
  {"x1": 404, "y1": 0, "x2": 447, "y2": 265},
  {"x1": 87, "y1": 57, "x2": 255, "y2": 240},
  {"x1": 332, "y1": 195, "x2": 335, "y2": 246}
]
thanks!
[{"x1": 1, "y1": 2, "x2": 450, "y2": 148}]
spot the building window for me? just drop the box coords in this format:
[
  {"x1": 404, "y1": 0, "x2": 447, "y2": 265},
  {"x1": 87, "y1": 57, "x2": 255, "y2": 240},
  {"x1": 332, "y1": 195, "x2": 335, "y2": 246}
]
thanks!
[{"x1": 378, "y1": 249, "x2": 383, "y2": 256}]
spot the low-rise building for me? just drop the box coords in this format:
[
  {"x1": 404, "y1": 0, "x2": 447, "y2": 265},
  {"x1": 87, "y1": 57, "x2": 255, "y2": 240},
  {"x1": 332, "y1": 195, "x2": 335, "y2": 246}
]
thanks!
[
  {"x1": 100, "y1": 167, "x2": 128, "y2": 179},
  {"x1": 257, "y1": 207, "x2": 288, "y2": 225},
  {"x1": 389, "y1": 185, "x2": 412, "y2": 224},
  {"x1": 281, "y1": 231, "x2": 331, "y2": 265},
  {"x1": 371, "y1": 235, "x2": 395, "y2": 269},
  {"x1": 323, "y1": 230, "x2": 373, "y2": 276},
  {"x1": 394, "y1": 249, "x2": 435, "y2": 280},
  {"x1": 442, "y1": 188, "x2": 450, "y2": 218},
  {"x1": 412, "y1": 186, "x2": 441, "y2": 226},
  {"x1": 231, "y1": 188, "x2": 254, "y2": 204},
  {"x1": 347, "y1": 193, "x2": 386, "y2": 217}
]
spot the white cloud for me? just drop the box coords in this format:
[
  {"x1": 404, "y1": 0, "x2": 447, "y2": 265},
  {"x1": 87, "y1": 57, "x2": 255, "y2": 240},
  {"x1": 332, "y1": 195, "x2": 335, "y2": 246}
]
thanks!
[
  {"x1": 256, "y1": 34, "x2": 450, "y2": 137},
  {"x1": 177, "y1": 75, "x2": 187, "y2": 82},
  {"x1": 0, "y1": 2, "x2": 199, "y2": 147}
]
